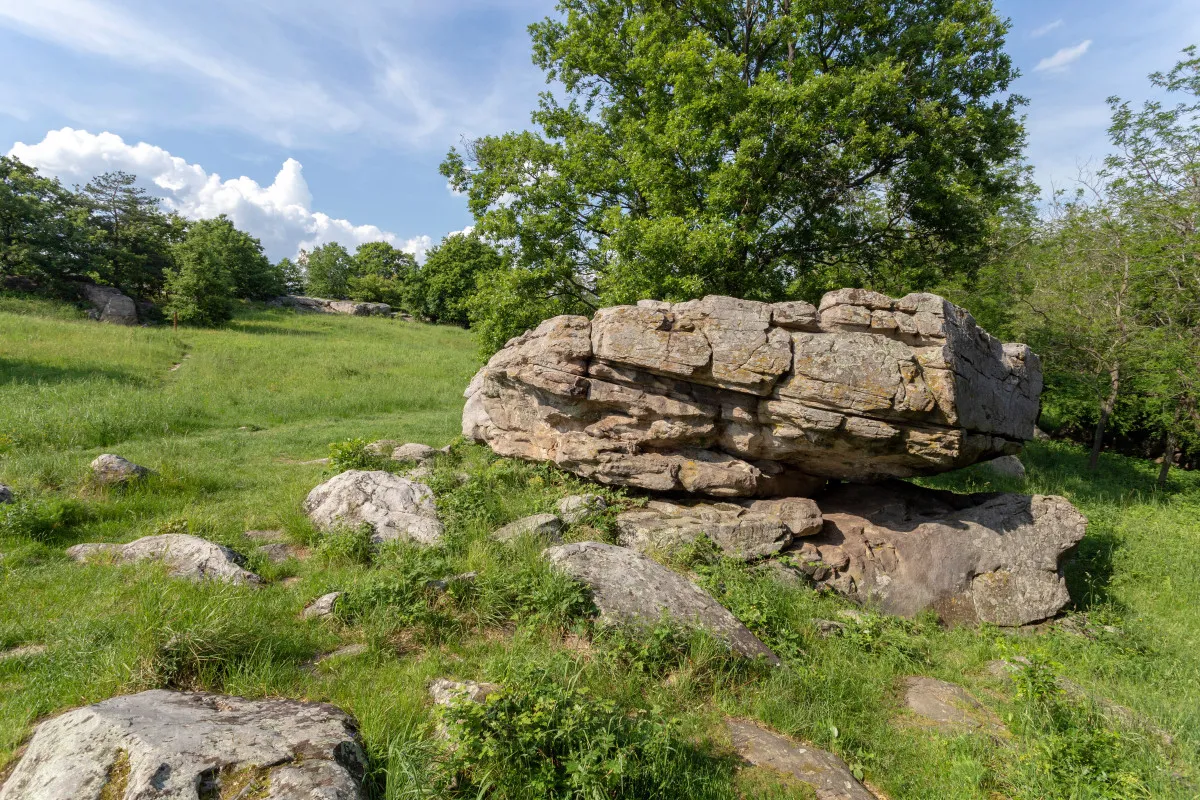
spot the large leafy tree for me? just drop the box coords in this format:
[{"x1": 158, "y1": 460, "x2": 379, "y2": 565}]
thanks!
[
  {"x1": 444, "y1": 0, "x2": 1028, "y2": 332},
  {"x1": 348, "y1": 241, "x2": 417, "y2": 306},
  {"x1": 77, "y1": 171, "x2": 179, "y2": 297},
  {"x1": 0, "y1": 156, "x2": 83, "y2": 285},
  {"x1": 165, "y1": 219, "x2": 237, "y2": 326},
  {"x1": 407, "y1": 233, "x2": 503, "y2": 327},
  {"x1": 304, "y1": 242, "x2": 355, "y2": 299}
]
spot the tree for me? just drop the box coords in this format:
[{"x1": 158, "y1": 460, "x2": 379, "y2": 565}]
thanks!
[
  {"x1": 176, "y1": 215, "x2": 279, "y2": 300},
  {"x1": 444, "y1": 0, "x2": 1027, "y2": 344},
  {"x1": 347, "y1": 241, "x2": 416, "y2": 306},
  {"x1": 77, "y1": 171, "x2": 178, "y2": 297},
  {"x1": 304, "y1": 242, "x2": 354, "y2": 299},
  {"x1": 407, "y1": 233, "x2": 503, "y2": 326},
  {"x1": 165, "y1": 221, "x2": 236, "y2": 326},
  {"x1": 0, "y1": 156, "x2": 82, "y2": 285},
  {"x1": 276, "y1": 257, "x2": 306, "y2": 295}
]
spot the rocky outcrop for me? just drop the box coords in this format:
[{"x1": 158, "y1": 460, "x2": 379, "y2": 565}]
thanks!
[
  {"x1": 726, "y1": 719, "x2": 877, "y2": 800},
  {"x1": 464, "y1": 291, "x2": 1041, "y2": 497},
  {"x1": 80, "y1": 284, "x2": 137, "y2": 325},
  {"x1": 900, "y1": 677, "x2": 1004, "y2": 735},
  {"x1": 89, "y1": 454, "x2": 150, "y2": 486},
  {"x1": 66, "y1": 534, "x2": 262, "y2": 585},
  {"x1": 805, "y1": 481, "x2": 1086, "y2": 626},
  {"x1": 277, "y1": 295, "x2": 392, "y2": 317},
  {"x1": 543, "y1": 541, "x2": 780, "y2": 663},
  {"x1": 616, "y1": 497, "x2": 822, "y2": 560},
  {"x1": 0, "y1": 690, "x2": 367, "y2": 800},
  {"x1": 304, "y1": 470, "x2": 443, "y2": 545}
]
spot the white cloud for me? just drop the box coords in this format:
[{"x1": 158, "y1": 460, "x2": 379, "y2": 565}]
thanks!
[
  {"x1": 1031, "y1": 19, "x2": 1063, "y2": 38},
  {"x1": 1035, "y1": 40, "x2": 1093, "y2": 72},
  {"x1": 8, "y1": 128, "x2": 435, "y2": 262}
]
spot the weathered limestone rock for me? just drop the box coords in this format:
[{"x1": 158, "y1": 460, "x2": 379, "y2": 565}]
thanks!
[
  {"x1": 66, "y1": 534, "x2": 262, "y2": 585},
  {"x1": 304, "y1": 470, "x2": 443, "y2": 545},
  {"x1": 464, "y1": 291, "x2": 1041, "y2": 497},
  {"x1": 492, "y1": 513, "x2": 565, "y2": 544},
  {"x1": 726, "y1": 719, "x2": 877, "y2": 800},
  {"x1": 278, "y1": 295, "x2": 391, "y2": 317},
  {"x1": 0, "y1": 690, "x2": 367, "y2": 800},
  {"x1": 392, "y1": 442, "x2": 438, "y2": 462},
  {"x1": 429, "y1": 678, "x2": 502, "y2": 707},
  {"x1": 89, "y1": 454, "x2": 150, "y2": 486},
  {"x1": 543, "y1": 541, "x2": 780, "y2": 663},
  {"x1": 303, "y1": 591, "x2": 343, "y2": 619},
  {"x1": 981, "y1": 454, "x2": 1026, "y2": 480},
  {"x1": 80, "y1": 283, "x2": 137, "y2": 325},
  {"x1": 0, "y1": 484, "x2": 11, "y2": 504},
  {"x1": 806, "y1": 481, "x2": 1086, "y2": 626},
  {"x1": 616, "y1": 497, "x2": 822, "y2": 560},
  {"x1": 900, "y1": 677, "x2": 1004, "y2": 736},
  {"x1": 557, "y1": 493, "x2": 608, "y2": 523}
]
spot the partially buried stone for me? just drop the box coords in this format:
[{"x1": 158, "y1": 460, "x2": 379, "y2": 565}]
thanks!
[
  {"x1": 303, "y1": 591, "x2": 343, "y2": 619},
  {"x1": 616, "y1": 497, "x2": 821, "y2": 561},
  {"x1": 392, "y1": 442, "x2": 438, "y2": 462},
  {"x1": 0, "y1": 690, "x2": 367, "y2": 800},
  {"x1": 304, "y1": 470, "x2": 444, "y2": 545},
  {"x1": 89, "y1": 454, "x2": 150, "y2": 486},
  {"x1": 66, "y1": 534, "x2": 262, "y2": 586},
  {"x1": 492, "y1": 513, "x2": 565, "y2": 543},
  {"x1": 557, "y1": 493, "x2": 608, "y2": 524},
  {"x1": 0, "y1": 484, "x2": 11, "y2": 504},
  {"x1": 900, "y1": 676, "x2": 1005, "y2": 736},
  {"x1": 726, "y1": 718, "x2": 877, "y2": 800}
]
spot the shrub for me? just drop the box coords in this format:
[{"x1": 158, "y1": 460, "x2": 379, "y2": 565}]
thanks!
[
  {"x1": 0, "y1": 495, "x2": 89, "y2": 543},
  {"x1": 314, "y1": 524, "x2": 375, "y2": 567},
  {"x1": 328, "y1": 438, "x2": 393, "y2": 473}
]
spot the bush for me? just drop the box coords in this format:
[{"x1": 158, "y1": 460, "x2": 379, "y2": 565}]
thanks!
[
  {"x1": 405, "y1": 233, "x2": 502, "y2": 326},
  {"x1": 0, "y1": 495, "x2": 89, "y2": 543},
  {"x1": 328, "y1": 438, "x2": 393, "y2": 473}
]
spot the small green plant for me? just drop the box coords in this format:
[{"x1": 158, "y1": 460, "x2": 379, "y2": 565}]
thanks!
[
  {"x1": 314, "y1": 524, "x2": 375, "y2": 566},
  {"x1": 0, "y1": 495, "x2": 89, "y2": 543},
  {"x1": 328, "y1": 438, "x2": 392, "y2": 473}
]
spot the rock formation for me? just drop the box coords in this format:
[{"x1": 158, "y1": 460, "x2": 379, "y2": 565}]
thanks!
[
  {"x1": 0, "y1": 483, "x2": 11, "y2": 504},
  {"x1": 89, "y1": 454, "x2": 150, "y2": 486},
  {"x1": 726, "y1": 719, "x2": 878, "y2": 800},
  {"x1": 616, "y1": 497, "x2": 822, "y2": 560},
  {"x1": 0, "y1": 690, "x2": 367, "y2": 800},
  {"x1": 277, "y1": 295, "x2": 392, "y2": 317},
  {"x1": 805, "y1": 481, "x2": 1086, "y2": 626},
  {"x1": 66, "y1": 533, "x2": 262, "y2": 586},
  {"x1": 304, "y1": 470, "x2": 443, "y2": 545},
  {"x1": 80, "y1": 283, "x2": 138, "y2": 326},
  {"x1": 464, "y1": 291, "x2": 1041, "y2": 497},
  {"x1": 543, "y1": 541, "x2": 780, "y2": 663}
]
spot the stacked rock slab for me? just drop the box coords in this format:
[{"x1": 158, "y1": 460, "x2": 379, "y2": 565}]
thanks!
[{"x1": 464, "y1": 291, "x2": 1041, "y2": 497}]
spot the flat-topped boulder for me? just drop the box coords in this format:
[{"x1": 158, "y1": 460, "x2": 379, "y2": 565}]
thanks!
[
  {"x1": 277, "y1": 295, "x2": 391, "y2": 316},
  {"x1": 304, "y1": 470, "x2": 443, "y2": 545},
  {"x1": 806, "y1": 481, "x2": 1086, "y2": 626},
  {"x1": 66, "y1": 533, "x2": 262, "y2": 585},
  {"x1": 0, "y1": 690, "x2": 367, "y2": 800},
  {"x1": 464, "y1": 291, "x2": 1041, "y2": 497},
  {"x1": 543, "y1": 541, "x2": 779, "y2": 663}
]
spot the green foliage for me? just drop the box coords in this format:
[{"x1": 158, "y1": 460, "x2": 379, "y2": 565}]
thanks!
[
  {"x1": 446, "y1": 0, "x2": 1028, "y2": 351},
  {"x1": 442, "y1": 682, "x2": 728, "y2": 799},
  {"x1": 0, "y1": 156, "x2": 83, "y2": 286},
  {"x1": 275, "y1": 257, "x2": 306, "y2": 295},
  {"x1": 405, "y1": 232, "x2": 502, "y2": 326},
  {"x1": 467, "y1": 260, "x2": 594, "y2": 355},
  {"x1": 314, "y1": 524, "x2": 375, "y2": 567},
  {"x1": 304, "y1": 242, "x2": 354, "y2": 300},
  {"x1": 348, "y1": 242, "x2": 416, "y2": 307},
  {"x1": 77, "y1": 171, "x2": 181, "y2": 298},
  {"x1": 327, "y1": 437, "x2": 393, "y2": 473},
  {"x1": 165, "y1": 222, "x2": 237, "y2": 327},
  {"x1": 0, "y1": 495, "x2": 89, "y2": 543}
]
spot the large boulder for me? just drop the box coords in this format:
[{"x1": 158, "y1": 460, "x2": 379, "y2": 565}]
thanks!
[
  {"x1": 66, "y1": 533, "x2": 262, "y2": 585},
  {"x1": 277, "y1": 296, "x2": 391, "y2": 317},
  {"x1": 543, "y1": 541, "x2": 779, "y2": 663},
  {"x1": 304, "y1": 470, "x2": 443, "y2": 545},
  {"x1": 616, "y1": 497, "x2": 822, "y2": 560},
  {"x1": 806, "y1": 481, "x2": 1086, "y2": 626},
  {"x1": 464, "y1": 291, "x2": 1041, "y2": 497},
  {"x1": 80, "y1": 283, "x2": 137, "y2": 325},
  {"x1": 0, "y1": 690, "x2": 367, "y2": 800}
]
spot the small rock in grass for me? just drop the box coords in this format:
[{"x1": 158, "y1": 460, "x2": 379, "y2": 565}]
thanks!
[
  {"x1": 983, "y1": 657, "x2": 1031, "y2": 679},
  {"x1": 0, "y1": 644, "x2": 47, "y2": 661},
  {"x1": 981, "y1": 454, "x2": 1026, "y2": 480},
  {"x1": 365, "y1": 439, "x2": 401, "y2": 456},
  {"x1": 901, "y1": 676, "x2": 1004, "y2": 736},
  {"x1": 0, "y1": 484, "x2": 12, "y2": 504},
  {"x1": 244, "y1": 529, "x2": 286, "y2": 543},
  {"x1": 302, "y1": 591, "x2": 343, "y2": 619},
  {"x1": 726, "y1": 718, "x2": 876, "y2": 800},
  {"x1": 66, "y1": 533, "x2": 261, "y2": 586},
  {"x1": 255, "y1": 542, "x2": 308, "y2": 564},
  {"x1": 0, "y1": 690, "x2": 368, "y2": 800},
  {"x1": 426, "y1": 571, "x2": 478, "y2": 592},
  {"x1": 492, "y1": 513, "x2": 565, "y2": 544},
  {"x1": 835, "y1": 609, "x2": 868, "y2": 624},
  {"x1": 392, "y1": 442, "x2": 437, "y2": 462},
  {"x1": 89, "y1": 454, "x2": 150, "y2": 486},
  {"x1": 314, "y1": 643, "x2": 368, "y2": 665},
  {"x1": 812, "y1": 619, "x2": 847, "y2": 637},
  {"x1": 429, "y1": 678, "x2": 501, "y2": 707},
  {"x1": 557, "y1": 494, "x2": 608, "y2": 524}
]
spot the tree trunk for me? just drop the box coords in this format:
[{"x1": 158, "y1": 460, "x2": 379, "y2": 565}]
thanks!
[
  {"x1": 1157, "y1": 431, "x2": 1177, "y2": 488},
  {"x1": 1088, "y1": 365, "x2": 1120, "y2": 470}
]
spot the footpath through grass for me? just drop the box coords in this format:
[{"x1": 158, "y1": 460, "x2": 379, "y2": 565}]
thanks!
[{"x1": 1, "y1": 294, "x2": 1198, "y2": 799}]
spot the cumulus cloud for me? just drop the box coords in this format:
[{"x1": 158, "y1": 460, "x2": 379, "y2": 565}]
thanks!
[
  {"x1": 8, "y1": 128, "x2": 435, "y2": 262},
  {"x1": 1031, "y1": 19, "x2": 1064, "y2": 38},
  {"x1": 1035, "y1": 40, "x2": 1092, "y2": 72}
]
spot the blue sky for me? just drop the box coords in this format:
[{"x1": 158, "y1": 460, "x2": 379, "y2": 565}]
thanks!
[{"x1": 1, "y1": 0, "x2": 1198, "y2": 262}]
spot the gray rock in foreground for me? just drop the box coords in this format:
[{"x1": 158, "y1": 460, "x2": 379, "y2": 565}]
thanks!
[
  {"x1": 303, "y1": 591, "x2": 343, "y2": 619},
  {"x1": 809, "y1": 481, "x2": 1086, "y2": 626},
  {"x1": 557, "y1": 493, "x2": 608, "y2": 523},
  {"x1": 66, "y1": 533, "x2": 262, "y2": 585},
  {"x1": 429, "y1": 678, "x2": 502, "y2": 707},
  {"x1": 304, "y1": 470, "x2": 443, "y2": 545},
  {"x1": 492, "y1": 513, "x2": 565, "y2": 544},
  {"x1": 80, "y1": 283, "x2": 137, "y2": 326},
  {"x1": 543, "y1": 541, "x2": 779, "y2": 664},
  {"x1": 0, "y1": 690, "x2": 367, "y2": 800},
  {"x1": 89, "y1": 454, "x2": 150, "y2": 486},
  {"x1": 464, "y1": 291, "x2": 1041, "y2": 497},
  {"x1": 981, "y1": 454, "x2": 1026, "y2": 480},
  {"x1": 0, "y1": 484, "x2": 11, "y2": 504},
  {"x1": 726, "y1": 719, "x2": 877, "y2": 800},
  {"x1": 616, "y1": 497, "x2": 822, "y2": 560}
]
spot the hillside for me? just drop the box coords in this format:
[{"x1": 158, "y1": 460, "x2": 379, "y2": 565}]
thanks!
[{"x1": 1, "y1": 296, "x2": 1198, "y2": 799}]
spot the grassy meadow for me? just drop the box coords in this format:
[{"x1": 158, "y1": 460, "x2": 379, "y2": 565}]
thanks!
[{"x1": 1, "y1": 293, "x2": 1198, "y2": 799}]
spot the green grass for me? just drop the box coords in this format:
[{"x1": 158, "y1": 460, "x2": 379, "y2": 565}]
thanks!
[{"x1": 1, "y1": 292, "x2": 1197, "y2": 799}]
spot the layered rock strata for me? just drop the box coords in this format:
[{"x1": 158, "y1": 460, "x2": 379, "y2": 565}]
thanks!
[{"x1": 464, "y1": 291, "x2": 1041, "y2": 497}]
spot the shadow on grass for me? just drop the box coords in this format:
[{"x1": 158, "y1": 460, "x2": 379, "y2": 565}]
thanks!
[{"x1": 0, "y1": 357, "x2": 148, "y2": 388}]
